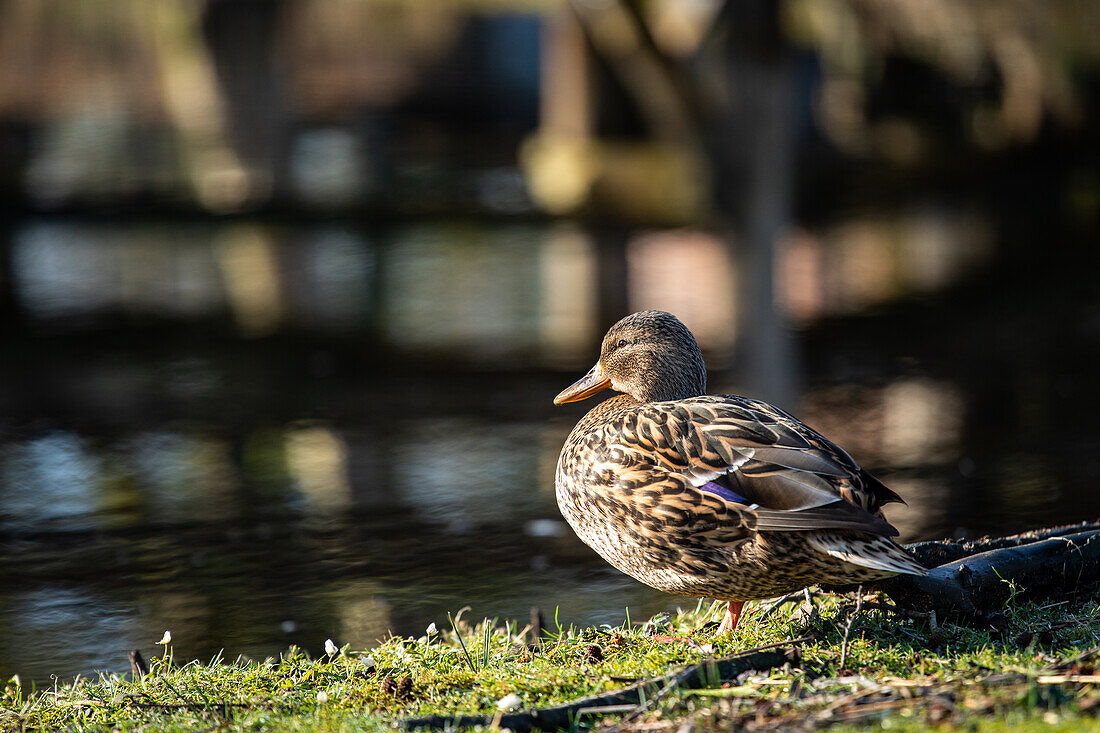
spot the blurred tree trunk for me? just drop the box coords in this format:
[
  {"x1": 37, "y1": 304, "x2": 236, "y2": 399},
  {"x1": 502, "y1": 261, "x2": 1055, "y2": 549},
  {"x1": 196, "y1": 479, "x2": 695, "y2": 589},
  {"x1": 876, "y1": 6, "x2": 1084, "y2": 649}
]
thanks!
[
  {"x1": 595, "y1": 229, "x2": 630, "y2": 331},
  {"x1": 0, "y1": 119, "x2": 28, "y2": 335},
  {"x1": 704, "y1": 0, "x2": 798, "y2": 409},
  {"x1": 201, "y1": 0, "x2": 292, "y2": 202},
  {"x1": 0, "y1": 228, "x2": 23, "y2": 335}
]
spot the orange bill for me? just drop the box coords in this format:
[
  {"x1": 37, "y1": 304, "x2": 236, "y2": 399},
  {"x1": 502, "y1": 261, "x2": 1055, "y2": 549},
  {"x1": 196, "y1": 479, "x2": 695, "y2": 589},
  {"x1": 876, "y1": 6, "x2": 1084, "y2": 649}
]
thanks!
[{"x1": 553, "y1": 363, "x2": 612, "y2": 404}]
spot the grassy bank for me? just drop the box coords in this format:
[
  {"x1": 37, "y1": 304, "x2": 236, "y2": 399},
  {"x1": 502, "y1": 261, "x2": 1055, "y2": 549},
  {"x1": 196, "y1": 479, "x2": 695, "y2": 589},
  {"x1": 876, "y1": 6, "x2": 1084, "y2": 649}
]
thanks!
[{"x1": 4, "y1": 591, "x2": 1100, "y2": 731}]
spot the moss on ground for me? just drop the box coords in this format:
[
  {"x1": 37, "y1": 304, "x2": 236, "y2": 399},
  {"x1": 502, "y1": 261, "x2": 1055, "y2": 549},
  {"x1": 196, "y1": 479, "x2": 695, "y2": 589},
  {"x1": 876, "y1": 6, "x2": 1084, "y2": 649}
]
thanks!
[{"x1": 4, "y1": 592, "x2": 1100, "y2": 731}]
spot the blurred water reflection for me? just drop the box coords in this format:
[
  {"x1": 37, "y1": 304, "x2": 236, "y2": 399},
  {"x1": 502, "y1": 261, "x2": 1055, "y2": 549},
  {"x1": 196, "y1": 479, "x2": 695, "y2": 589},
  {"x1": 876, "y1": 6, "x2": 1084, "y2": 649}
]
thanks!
[
  {"x1": 1, "y1": 215, "x2": 1097, "y2": 688},
  {"x1": 12, "y1": 220, "x2": 377, "y2": 335},
  {"x1": 379, "y1": 224, "x2": 544, "y2": 358},
  {"x1": 0, "y1": 588, "x2": 141, "y2": 682},
  {"x1": 392, "y1": 419, "x2": 546, "y2": 532},
  {"x1": 0, "y1": 433, "x2": 105, "y2": 530},
  {"x1": 13, "y1": 222, "x2": 227, "y2": 322}
]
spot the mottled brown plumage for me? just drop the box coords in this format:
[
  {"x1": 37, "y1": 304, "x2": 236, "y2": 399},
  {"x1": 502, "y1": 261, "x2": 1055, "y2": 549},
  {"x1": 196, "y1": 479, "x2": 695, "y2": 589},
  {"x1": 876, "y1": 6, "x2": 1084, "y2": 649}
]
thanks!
[{"x1": 554, "y1": 311, "x2": 926, "y2": 634}]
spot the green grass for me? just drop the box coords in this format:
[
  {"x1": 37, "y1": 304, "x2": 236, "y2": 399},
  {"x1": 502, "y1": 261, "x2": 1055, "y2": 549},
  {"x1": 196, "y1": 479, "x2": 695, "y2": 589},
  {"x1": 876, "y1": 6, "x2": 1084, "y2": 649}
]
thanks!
[{"x1": 4, "y1": 593, "x2": 1100, "y2": 731}]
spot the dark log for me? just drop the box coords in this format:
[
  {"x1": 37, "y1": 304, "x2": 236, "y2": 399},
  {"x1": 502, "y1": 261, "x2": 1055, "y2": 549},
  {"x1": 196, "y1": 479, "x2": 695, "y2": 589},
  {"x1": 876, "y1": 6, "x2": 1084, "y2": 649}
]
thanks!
[
  {"x1": 902, "y1": 521, "x2": 1100, "y2": 567},
  {"x1": 874, "y1": 529, "x2": 1100, "y2": 622},
  {"x1": 402, "y1": 645, "x2": 799, "y2": 731}
]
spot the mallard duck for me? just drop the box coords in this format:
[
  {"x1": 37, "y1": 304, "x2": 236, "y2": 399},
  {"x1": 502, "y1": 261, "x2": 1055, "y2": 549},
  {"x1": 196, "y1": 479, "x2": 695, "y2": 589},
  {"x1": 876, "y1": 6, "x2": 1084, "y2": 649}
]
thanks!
[{"x1": 553, "y1": 310, "x2": 926, "y2": 634}]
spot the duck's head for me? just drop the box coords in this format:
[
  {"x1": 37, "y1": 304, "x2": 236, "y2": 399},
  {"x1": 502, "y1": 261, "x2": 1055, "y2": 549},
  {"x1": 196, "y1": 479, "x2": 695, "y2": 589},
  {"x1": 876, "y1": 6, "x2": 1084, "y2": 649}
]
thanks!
[{"x1": 554, "y1": 310, "x2": 707, "y2": 405}]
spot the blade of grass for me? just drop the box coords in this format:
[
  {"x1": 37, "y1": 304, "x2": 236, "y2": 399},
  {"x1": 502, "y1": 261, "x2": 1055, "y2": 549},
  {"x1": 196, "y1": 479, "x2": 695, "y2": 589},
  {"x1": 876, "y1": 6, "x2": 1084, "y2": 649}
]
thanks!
[
  {"x1": 482, "y1": 618, "x2": 491, "y2": 669},
  {"x1": 448, "y1": 611, "x2": 477, "y2": 672}
]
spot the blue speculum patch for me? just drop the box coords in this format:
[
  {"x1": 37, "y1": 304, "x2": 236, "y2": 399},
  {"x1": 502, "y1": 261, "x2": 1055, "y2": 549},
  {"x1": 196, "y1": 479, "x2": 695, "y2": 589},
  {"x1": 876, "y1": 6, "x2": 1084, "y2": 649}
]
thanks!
[{"x1": 699, "y1": 480, "x2": 749, "y2": 505}]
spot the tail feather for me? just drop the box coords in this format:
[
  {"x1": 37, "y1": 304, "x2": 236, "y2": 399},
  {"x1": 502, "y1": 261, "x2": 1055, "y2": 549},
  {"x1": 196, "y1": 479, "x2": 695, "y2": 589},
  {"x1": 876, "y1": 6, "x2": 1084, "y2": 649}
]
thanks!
[{"x1": 808, "y1": 534, "x2": 927, "y2": 576}]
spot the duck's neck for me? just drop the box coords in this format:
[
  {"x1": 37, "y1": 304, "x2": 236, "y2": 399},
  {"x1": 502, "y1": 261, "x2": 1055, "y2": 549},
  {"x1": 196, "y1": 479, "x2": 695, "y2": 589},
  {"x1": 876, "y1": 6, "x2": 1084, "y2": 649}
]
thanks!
[
  {"x1": 639, "y1": 374, "x2": 705, "y2": 403},
  {"x1": 632, "y1": 356, "x2": 707, "y2": 403}
]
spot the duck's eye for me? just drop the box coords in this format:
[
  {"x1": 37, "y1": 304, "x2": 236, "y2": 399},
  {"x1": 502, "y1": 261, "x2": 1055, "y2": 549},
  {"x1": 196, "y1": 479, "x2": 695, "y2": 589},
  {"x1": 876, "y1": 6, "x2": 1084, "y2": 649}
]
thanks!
[{"x1": 617, "y1": 339, "x2": 628, "y2": 348}]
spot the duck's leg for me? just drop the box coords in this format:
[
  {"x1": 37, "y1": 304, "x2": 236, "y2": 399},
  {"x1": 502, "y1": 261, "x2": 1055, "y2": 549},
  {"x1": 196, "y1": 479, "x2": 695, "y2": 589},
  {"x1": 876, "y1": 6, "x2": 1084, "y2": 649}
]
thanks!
[{"x1": 717, "y1": 600, "x2": 745, "y2": 635}]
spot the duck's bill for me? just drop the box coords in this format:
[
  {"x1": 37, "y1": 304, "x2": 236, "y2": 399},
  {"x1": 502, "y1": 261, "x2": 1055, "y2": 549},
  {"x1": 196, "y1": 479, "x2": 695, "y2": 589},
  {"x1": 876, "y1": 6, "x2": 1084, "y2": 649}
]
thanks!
[{"x1": 553, "y1": 363, "x2": 612, "y2": 404}]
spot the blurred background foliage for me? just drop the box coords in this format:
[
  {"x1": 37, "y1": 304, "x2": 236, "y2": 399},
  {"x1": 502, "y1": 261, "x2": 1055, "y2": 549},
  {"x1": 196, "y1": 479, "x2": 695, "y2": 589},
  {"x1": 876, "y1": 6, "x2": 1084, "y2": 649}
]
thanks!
[{"x1": 0, "y1": 0, "x2": 1097, "y2": 685}]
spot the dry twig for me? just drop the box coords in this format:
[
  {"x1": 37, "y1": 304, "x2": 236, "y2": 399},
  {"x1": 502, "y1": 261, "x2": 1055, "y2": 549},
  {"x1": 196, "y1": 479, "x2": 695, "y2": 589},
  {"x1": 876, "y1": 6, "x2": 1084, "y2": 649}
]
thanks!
[
  {"x1": 403, "y1": 645, "x2": 802, "y2": 731},
  {"x1": 838, "y1": 587, "x2": 863, "y2": 669}
]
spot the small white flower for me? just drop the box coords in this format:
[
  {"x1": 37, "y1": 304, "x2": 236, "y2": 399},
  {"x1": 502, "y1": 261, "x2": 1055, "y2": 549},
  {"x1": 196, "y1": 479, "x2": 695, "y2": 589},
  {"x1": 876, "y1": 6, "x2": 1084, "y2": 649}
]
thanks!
[
  {"x1": 426, "y1": 622, "x2": 438, "y2": 635},
  {"x1": 324, "y1": 639, "x2": 338, "y2": 657},
  {"x1": 316, "y1": 690, "x2": 329, "y2": 703},
  {"x1": 360, "y1": 655, "x2": 377, "y2": 668},
  {"x1": 496, "y1": 692, "x2": 522, "y2": 712},
  {"x1": 156, "y1": 631, "x2": 172, "y2": 645}
]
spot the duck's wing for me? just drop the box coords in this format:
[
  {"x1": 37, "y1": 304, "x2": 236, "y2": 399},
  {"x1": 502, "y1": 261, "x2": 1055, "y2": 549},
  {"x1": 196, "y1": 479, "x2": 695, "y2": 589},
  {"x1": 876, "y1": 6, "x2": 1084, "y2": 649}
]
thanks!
[{"x1": 621, "y1": 395, "x2": 901, "y2": 538}]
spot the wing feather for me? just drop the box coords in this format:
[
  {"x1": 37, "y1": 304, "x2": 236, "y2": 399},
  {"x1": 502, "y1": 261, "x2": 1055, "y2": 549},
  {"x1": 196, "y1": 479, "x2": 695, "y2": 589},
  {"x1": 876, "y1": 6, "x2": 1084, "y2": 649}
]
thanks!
[
  {"x1": 618, "y1": 395, "x2": 900, "y2": 538},
  {"x1": 746, "y1": 446, "x2": 849, "y2": 477}
]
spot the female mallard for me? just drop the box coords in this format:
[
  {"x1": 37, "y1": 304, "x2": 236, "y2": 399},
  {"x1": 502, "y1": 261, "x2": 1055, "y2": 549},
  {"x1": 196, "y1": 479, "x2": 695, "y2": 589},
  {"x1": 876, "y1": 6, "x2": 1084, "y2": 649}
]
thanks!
[{"x1": 554, "y1": 310, "x2": 926, "y2": 634}]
